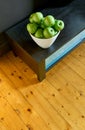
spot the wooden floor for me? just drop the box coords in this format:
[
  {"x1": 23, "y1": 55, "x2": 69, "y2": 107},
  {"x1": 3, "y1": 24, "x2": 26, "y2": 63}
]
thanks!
[{"x1": 0, "y1": 42, "x2": 85, "y2": 130}]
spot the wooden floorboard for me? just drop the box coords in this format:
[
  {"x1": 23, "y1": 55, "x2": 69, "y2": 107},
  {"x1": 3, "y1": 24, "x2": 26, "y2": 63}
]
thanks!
[{"x1": 0, "y1": 42, "x2": 85, "y2": 130}]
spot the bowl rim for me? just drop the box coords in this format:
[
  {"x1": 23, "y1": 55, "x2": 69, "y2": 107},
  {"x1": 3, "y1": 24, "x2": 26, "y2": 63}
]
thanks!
[{"x1": 29, "y1": 31, "x2": 60, "y2": 40}]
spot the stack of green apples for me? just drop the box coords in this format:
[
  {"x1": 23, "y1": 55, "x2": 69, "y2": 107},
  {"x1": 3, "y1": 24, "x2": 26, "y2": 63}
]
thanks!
[{"x1": 27, "y1": 12, "x2": 64, "y2": 39}]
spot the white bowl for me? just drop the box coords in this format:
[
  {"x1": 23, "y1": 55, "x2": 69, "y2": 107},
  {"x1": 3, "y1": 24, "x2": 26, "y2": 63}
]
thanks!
[{"x1": 29, "y1": 31, "x2": 60, "y2": 49}]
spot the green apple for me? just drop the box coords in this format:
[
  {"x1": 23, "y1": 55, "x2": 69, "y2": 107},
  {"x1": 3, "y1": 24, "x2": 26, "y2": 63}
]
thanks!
[
  {"x1": 34, "y1": 29, "x2": 44, "y2": 38},
  {"x1": 32, "y1": 12, "x2": 43, "y2": 24},
  {"x1": 29, "y1": 13, "x2": 35, "y2": 23},
  {"x1": 54, "y1": 30, "x2": 58, "y2": 35},
  {"x1": 27, "y1": 23, "x2": 38, "y2": 34},
  {"x1": 40, "y1": 18, "x2": 46, "y2": 29},
  {"x1": 54, "y1": 20, "x2": 64, "y2": 31},
  {"x1": 43, "y1": 27, "x2": 55, "y2": 38},
  {"x1": 44, "y1": 15, "x2": 55, "y2": 27}
]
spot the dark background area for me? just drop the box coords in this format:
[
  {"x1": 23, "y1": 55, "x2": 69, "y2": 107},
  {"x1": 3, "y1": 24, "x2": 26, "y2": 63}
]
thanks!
[{"x1": 34, "y1": 0, "x2": 74, "y2": 9}]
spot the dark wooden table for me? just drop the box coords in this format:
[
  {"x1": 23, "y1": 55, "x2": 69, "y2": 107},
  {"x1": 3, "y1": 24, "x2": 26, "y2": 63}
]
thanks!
[{"x1": 5, "y1": 0, "x2": 85, "y2": 81}]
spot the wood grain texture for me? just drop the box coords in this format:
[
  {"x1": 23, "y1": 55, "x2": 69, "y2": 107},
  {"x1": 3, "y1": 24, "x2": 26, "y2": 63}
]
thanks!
[{"x1": 0, "y1": 42, "x2": 85, "y2": 130}]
